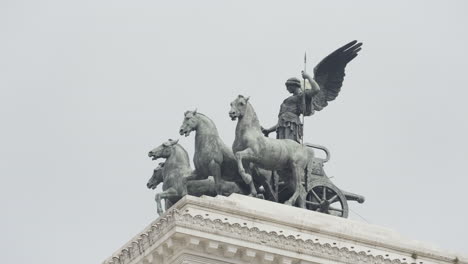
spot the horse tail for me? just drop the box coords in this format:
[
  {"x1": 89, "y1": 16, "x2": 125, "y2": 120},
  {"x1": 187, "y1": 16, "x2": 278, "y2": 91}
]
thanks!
[{"x1": 304, "y1": 143, "x2": 329, "y2": 162}]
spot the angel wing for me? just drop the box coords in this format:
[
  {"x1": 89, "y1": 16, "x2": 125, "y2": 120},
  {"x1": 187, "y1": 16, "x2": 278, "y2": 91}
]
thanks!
[{"x1": 311, "y1": 40, "x2": 362, "y2": 111}]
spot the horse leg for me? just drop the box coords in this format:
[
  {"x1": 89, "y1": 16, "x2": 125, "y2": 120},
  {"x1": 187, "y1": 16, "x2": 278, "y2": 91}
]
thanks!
[
  {"x1": 285, "y1": 164, "x2": 304, "y2": 206},
  {"x1": 155, "y1": 192, "x2": 164, "y2": 215},
  {"x1": 235, "y1": 149, "x2": 253, "y2": 183},
  {"x1": 208, "y1": 160, "x2": 224, "y2": 195},
  {"x1": 235, "y1": 148, "x2": 257, "y2": 197},
  {"x1": 296, "y1": 184, "x2": 307, "y2": 208},
  {"x1": 155, "y1": 188, "x2": 179, "y2": 215},
  {"x1": 254, "y1": 167, "x2": 277, "y2": 202},
  {"x1": 272, "y1": 171, "x2": 279, "y2": 194},
  {"x1": 187, "y1": 177, "x2": 216, "y2": 197},
  {"x1": 185, "y1": 169, "x2": 200, "y2": 181}
]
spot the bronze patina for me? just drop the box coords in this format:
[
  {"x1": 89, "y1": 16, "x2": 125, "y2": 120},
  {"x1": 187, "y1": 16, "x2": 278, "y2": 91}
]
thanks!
[
  {"x1": 262, "y1": 40, "x2": 362, "y2": 143},
  {"x1": 147, "y1": 40, "x2": 365, "y2": 218}
]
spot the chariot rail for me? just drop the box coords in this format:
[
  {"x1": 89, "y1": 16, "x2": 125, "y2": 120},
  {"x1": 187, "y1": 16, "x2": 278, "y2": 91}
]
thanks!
[{"x1": 304, "y1": 143, "x2": 330, "y2": 162}]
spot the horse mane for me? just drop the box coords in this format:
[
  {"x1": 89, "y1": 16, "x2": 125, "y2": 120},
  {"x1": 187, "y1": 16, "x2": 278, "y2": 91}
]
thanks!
[
  {"x1": 185, "y1": 110, "x2": 214, "y2": 125},
  {"x1": 195, "y1": 112, "x2": 209, "y2": 119},
  {"x1": 194, "y1": 112, "x2": 219, "y2": 135},
  {"x1": 245, "y1": 101, "x2": 261, "y2": 127},
  {"x1": 174, "y1": 143, "x2": 191, "y2": 165}
]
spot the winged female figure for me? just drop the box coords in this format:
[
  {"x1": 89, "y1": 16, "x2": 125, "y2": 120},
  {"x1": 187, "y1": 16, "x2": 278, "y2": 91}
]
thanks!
[{"x1": 262, "y1": 40, "x2": 363, "y2": 143}]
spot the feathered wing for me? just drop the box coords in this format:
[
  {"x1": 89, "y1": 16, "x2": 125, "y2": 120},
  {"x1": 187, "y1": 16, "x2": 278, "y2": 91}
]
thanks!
[{"x1": 311, "y1": 40, "x2": 362, "y2": 111}]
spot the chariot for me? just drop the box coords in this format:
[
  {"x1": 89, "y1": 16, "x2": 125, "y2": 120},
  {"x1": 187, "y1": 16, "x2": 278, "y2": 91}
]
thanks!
[
  {"x1": 149, "y1": 40, "x2": 365, "y2": 218},
  {"x1": 276, "y1": 143, "x2": 365, "y2": 218}
]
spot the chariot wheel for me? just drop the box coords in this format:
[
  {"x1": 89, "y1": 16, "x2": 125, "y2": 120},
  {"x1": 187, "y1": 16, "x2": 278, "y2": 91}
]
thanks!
[{"x1": 305, "y1": 180, "x2": 349, "y2": 218}]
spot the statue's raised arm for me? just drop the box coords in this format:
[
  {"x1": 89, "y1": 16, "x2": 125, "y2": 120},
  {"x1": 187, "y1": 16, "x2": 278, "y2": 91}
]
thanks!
[{"x1": 310, "y1": 40, "x2": 362, "y2": 113}]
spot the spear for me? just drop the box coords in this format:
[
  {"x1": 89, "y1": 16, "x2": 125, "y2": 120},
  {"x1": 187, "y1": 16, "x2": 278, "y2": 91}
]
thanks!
[{"x1": 301, "y1": 52, "x2": 307, "y2": 146}]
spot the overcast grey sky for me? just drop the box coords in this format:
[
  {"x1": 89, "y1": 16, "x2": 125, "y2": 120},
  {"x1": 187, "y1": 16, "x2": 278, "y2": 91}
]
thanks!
[{"x1": 1, "y1": 1, "x2": 467, "y2": 263}]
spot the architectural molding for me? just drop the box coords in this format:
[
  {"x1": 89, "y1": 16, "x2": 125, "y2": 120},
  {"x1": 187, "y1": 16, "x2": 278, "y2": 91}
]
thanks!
[{"x1": 103, "y1": 195, "x2": 467, "y2": 264}]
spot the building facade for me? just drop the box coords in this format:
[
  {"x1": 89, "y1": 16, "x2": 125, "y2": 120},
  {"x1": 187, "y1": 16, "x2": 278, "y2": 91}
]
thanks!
[{"x1": 103, "y1": 194, "x2": 467, "y2": 264}]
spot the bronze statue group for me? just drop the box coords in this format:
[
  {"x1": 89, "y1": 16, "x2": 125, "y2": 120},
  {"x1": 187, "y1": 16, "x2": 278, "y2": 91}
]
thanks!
[{"x1": 147, "y1": 41, "x2": 365, "y2": 218}]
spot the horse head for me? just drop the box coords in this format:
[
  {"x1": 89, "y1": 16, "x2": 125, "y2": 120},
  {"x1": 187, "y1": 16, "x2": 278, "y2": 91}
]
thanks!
[
  {"x1": 148, "y1": 139, "x2": 179, "y2": 160},
  {"x1": 229, "y1": 95, "x2": 250, "y2": 121},
  {"x1": 179, "y1": 109, "x2": 198, "y2": 137},
  {"x1": 147, "y1": 162, "x2": 165, "y2": 189}
]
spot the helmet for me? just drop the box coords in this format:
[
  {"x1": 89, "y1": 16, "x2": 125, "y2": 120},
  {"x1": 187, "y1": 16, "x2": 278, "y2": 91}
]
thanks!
[{"x1": 285, "y1": 77, "x2": 301, "y2": 88}]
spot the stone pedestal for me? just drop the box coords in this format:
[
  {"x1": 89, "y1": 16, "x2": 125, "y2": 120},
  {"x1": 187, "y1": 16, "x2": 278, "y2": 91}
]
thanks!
[{"x1": 103, "y1": 194, "x2": 467, "y2": 264}]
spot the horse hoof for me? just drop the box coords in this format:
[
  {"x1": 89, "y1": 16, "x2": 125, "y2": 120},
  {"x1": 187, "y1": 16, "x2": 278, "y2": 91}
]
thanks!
[{"x1": 284, "y1": 201, "x2": 293, "y2": 206}]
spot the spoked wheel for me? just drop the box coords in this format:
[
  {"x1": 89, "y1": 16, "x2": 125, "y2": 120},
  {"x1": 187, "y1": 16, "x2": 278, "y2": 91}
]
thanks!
[{"x1": 305, "y1": 180, "x2": 349, "y2": 218}]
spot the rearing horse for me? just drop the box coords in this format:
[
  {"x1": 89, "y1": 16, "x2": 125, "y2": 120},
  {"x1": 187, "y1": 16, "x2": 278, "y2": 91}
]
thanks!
[
  {"x1": 148, "y1": 139, "x2": 192, "y2": 214},
  {"x1": 147, "y1": 139, "x2": 238, "y2": 214},
  {"x1": 229, "y1": 95, "x2": 311, "y2": 206},
  {"x1": 179, "y1": 110, "x2": 276, "y2": 200}
]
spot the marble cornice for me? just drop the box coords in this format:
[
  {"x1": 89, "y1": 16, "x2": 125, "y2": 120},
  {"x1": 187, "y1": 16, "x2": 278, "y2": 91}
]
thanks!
[{"x1": 102, "y1": 203, "x2": 467, "y2": 264}]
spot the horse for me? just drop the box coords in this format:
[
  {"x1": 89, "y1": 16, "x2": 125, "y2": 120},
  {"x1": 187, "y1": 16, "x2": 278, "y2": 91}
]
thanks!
[
  {"x1": 229, "y1": 95, "x2": 313, "y2": 207},
  {"x1": 147, "y1": 162, "x2": 165, "y2": 190},
  {"x1": 147, "y1": 139, "x2": 239, "y2": 214},
  {"x1": 148, "y1": 139, "x2": 192, "y2": 214},
  {"x1": 146, "y1": 161, "x2": 174, "y2": 212},
  {"x1": 179, "y1": 110, "x2": 277, "y2": 200}
]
